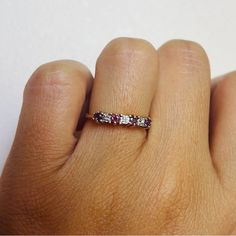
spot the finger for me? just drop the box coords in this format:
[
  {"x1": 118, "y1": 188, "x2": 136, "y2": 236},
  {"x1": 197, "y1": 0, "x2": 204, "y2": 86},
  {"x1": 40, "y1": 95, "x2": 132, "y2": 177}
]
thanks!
[
  {"x1": 149, "y1": 40, "x2": 211, "y2": 164},
  {"x1": 10, "y1": 60, "x2": 93, "y2": 167},
  {"x1": 77, "y1": 37, "x2": 158, "y2": 157},
  {"x1": 210, "y1": 71, "x2": 236, "y2": 188}
]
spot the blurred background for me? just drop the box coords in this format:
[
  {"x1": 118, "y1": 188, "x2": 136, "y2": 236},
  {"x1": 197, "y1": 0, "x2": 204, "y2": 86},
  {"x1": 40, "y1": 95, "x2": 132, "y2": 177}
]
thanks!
[{"x1": 0, "y1": 0, "x2": 236, "y2": 171}]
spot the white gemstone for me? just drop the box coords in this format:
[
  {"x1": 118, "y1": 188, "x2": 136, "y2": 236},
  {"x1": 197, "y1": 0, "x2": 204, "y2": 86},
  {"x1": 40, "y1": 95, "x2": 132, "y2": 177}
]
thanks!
[
  {"x1": 101, "y1": 113, "x2": 111, "y2": 123},
  {"x1": 119, "y1": 115, "x2": 130, "y2": 125},
  {"x1": 137, "y1": 117, "x2": 146, "y2": 127}
]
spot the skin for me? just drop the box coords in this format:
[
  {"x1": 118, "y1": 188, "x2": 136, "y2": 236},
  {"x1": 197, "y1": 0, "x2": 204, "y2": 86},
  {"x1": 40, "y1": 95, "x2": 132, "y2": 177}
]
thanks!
[{"x1": 0, "y1": 38, "x2": 236, "y2": 234}]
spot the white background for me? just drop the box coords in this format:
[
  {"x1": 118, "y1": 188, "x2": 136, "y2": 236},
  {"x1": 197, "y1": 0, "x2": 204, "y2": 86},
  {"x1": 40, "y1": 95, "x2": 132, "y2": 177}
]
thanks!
[{"x1": 0, "y1": 0, "x2": 236, "y2": 172}]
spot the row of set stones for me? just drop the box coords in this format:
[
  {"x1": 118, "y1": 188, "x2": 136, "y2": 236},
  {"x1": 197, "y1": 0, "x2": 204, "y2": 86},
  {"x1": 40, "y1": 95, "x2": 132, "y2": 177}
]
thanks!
[{"x1": 93, "y1": 111, "x2": 151, "y2": 129}]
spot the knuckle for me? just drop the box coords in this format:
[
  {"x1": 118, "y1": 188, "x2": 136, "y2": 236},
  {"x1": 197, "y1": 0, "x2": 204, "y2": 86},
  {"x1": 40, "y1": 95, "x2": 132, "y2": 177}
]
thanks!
[
  {"x1": 30, "y1": 61, "x2": 73, "y2": 86},
  {"x1": 217, "y1": 71, "x2": 236, "y2": 93},
  {"x1": 155, "y1": 164, "x2": 196, "y2": 219},
  {"x1": 159, "y1": 175, "x2": 192, "y2": 209},
  {"x1": 97, "y1": 37, "x2": 156, "y2": 65},
  {"x1": 159, "y1": 39, "x2": 209, "y2": 74},
  {"x1": 25, "y1": 60, "x2": 91, "y2": 94}
]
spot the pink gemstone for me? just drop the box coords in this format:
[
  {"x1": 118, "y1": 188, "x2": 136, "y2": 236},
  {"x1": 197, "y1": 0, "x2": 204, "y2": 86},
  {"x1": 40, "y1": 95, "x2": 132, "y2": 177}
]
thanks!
[{"x1": 111, "y1": 114, "x2": 120, "y2": 124}]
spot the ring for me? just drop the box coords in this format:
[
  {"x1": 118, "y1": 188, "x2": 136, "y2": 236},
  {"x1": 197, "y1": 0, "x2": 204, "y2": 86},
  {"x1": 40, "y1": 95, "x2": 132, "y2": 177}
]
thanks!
[{"x1": 86, "y1": 111, "x2": 152, "y2": 129}]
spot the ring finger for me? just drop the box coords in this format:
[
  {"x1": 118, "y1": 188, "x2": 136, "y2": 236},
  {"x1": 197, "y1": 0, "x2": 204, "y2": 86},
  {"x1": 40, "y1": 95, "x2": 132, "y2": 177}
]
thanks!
[{"x1": 76, "y1": 37, "x2": 158, "y2": 156}]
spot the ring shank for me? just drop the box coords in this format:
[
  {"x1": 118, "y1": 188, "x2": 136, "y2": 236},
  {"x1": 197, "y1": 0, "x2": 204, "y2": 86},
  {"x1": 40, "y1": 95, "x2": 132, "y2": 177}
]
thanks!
[{"x1": 86, "y1": 114, "x2": 93, "y2": 119}]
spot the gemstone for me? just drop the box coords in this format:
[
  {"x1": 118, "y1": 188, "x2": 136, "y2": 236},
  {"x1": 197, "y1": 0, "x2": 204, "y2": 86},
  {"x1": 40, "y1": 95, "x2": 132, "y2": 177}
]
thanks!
[
  {"x1": 145, "y1": 118, "x2": 151, "y2": 128},
  {"x1": 111, "y1": 113, "x2": 120, "y2": 124},
  {"x1": 137, "y1": 117, "x2": 147, "y2": 128},
  {"x1": 119, "y1": 114, "x2": 130, "y2": 125},
  {"x1": 93, "y1": 112, "x2": 103, "y2": 123},
  {"x1": 93, "y1": 112, "x2": 111, "y2": 123},
  {"x1": 129, "y1": 115, "x2": 138, "y2": 125},
  {"x1": 101, "y1": 113, "x2": 111, "y2": 123}
]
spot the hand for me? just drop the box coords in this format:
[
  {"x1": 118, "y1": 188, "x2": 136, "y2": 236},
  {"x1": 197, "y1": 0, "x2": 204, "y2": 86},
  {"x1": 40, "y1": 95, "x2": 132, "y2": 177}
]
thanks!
[{"x1": 1, "y1": 38, "x2": 236, "y2": 234}]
